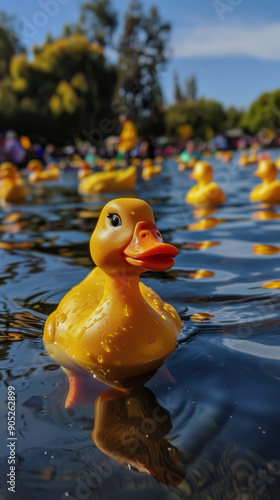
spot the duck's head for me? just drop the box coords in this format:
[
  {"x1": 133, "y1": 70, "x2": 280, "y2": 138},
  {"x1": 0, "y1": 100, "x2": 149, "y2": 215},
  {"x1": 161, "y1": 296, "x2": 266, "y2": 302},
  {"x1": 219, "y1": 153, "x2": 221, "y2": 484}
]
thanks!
[
  {"x1": 190, "y1": 161, "x2": 213, "y2": 183},
  {"x1": 27, "y1": 159, "x2": 43, "y2": 172},
  {"x1": 90, "y1": 198, "x2": 178, "y2": 276},
  {"x1": 0, "y1": 162, "x2": 18, "y2": 179},
  {"x1": 254, "y1": 159, "x2": 277, "y2": 182}
]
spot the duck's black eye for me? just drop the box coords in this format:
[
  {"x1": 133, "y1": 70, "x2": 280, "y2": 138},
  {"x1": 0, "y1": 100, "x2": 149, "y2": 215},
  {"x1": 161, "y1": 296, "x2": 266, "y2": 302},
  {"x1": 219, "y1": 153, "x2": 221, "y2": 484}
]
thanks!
[{"x1": 107, "y1": 213, "x2": 122, "y2": 227}]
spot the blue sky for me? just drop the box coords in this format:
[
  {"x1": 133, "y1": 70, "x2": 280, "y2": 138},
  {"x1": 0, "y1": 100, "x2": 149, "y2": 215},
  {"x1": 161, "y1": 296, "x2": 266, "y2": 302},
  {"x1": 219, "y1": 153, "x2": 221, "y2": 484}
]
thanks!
[{"x1": 4, "y1": 0, "x2": 280, "y2": 109}]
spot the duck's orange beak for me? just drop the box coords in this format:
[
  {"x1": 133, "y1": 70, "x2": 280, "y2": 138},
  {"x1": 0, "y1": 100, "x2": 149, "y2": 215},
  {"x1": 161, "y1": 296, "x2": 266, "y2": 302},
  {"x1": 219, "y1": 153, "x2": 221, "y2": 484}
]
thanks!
[{"x1": 123, "y1": 221, "x2": 178, "y2": 272}]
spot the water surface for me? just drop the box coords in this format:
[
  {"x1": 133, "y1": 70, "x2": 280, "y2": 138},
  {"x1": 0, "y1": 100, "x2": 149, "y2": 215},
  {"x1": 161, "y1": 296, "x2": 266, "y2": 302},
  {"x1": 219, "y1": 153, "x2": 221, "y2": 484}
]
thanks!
[{"x1": 1, "y1": 153, "x2": 280, "y2": 500}]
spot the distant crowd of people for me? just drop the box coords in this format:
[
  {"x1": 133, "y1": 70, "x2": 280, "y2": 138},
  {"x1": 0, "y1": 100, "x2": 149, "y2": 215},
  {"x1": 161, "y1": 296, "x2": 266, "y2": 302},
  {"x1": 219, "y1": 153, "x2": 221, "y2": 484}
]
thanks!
[{"x1": 1, "y1": 115, "x2": 280, "y2": 168}]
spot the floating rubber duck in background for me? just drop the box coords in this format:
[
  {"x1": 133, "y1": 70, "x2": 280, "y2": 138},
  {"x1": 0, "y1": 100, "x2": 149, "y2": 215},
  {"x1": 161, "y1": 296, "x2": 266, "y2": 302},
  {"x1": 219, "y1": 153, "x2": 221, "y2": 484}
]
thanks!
[
  {"x1": 250, "y1": 159, "x2": 280, "y2": 204},
  {"x1": 0, "y1": 162, "x2": 31, "y2": 205},
  {"x1": 154, "y1": 155, "x2": 164, "y2": 163},
  {"x1": 103, "y1": 158, "x2": 117, "y2": 172},
  {"x1": 27, "y1": 159, "x2": 60, "y2": 182},
  {"x1": 177, "y1": 150, "x2": 198, "y2": 171},
  {"x1": 177, "y1": 156, "x2": 197, "y2": 172},
  {"x1": 77, "y1": 160, "x2": 92, "y2": 180},
  {"x1": 141, "y1": 159, "x2": 162, "y2": 181},
  {"x1": 186, "y1": 161, "x2": 226, "y2": 207},
  {"x1": 239, "y1": 152, "x2": 257, "y2": 166},
  {"x1": 220, "y1": 150, "x2": 233, "y2": 164},
  {"x1": 78, "y1": 166, "x2": 136, "y2": 195},
  {"x1": 44, "y1": 198, "x2": 182, "y2": 383},
  {"x1": 131, "y1": 157, "x2": 142, "y2": 167}
]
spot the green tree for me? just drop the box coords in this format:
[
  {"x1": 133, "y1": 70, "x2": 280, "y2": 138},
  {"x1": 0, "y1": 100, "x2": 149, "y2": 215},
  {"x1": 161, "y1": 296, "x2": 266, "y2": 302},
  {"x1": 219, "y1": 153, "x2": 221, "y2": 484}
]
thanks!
[
  {"x1": 0, "y1": 12, "x2": 21, "y2": 79},
  {"x1": 223, "y1": 106, "x2": 244, "y2": 130},
  {"x1": 115, "y1": 0, "x2": 170, "y2": 129},
  {"x1": 174, "y1": 71, "x2": 183, "y2": 102},
  {"x1": 165, "y1": 98, "x2": 226, "y2": 138},
  {"x1": 79, "y1": 0, "x2": 118, "y2": 47},
  {"x1": 185, "y1": 75, "x2": 197, "y2": 101},
  {"x1": 240, "y1": 90, "x2": 280, "y2": 135},
  {"x1": 0, "y1": 34, "x2": 117, "y2": 143}
]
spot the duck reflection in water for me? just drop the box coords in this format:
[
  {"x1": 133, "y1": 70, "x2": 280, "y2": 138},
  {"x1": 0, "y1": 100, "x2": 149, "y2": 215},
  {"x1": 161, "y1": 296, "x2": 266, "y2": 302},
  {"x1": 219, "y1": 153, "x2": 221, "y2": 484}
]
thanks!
[
  {"x1": 61, "y1": 364, "x2": 186, "y2": 487},
  {"x1": 91, "y1": 386, "x2": 186, "y2": 487}
]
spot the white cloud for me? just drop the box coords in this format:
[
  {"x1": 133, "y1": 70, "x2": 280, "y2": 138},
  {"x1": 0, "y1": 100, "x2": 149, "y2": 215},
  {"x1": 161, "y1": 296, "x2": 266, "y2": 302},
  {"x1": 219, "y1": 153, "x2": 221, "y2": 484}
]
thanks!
[{"x1": 173, "y1": 23, "x2": 280, "y2": 60}]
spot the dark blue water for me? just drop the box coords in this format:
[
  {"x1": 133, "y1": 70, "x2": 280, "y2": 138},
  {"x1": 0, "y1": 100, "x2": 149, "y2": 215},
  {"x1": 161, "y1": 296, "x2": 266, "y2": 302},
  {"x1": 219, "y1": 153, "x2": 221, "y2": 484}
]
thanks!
[{"x1": 1, "y1": 152, "x2": 280, "y2": 500}]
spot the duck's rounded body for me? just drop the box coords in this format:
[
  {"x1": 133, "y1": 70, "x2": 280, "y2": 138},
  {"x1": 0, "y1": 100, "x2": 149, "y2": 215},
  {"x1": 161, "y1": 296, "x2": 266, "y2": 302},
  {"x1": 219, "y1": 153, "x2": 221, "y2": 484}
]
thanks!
[
  {"x1": 27, "y1": 160, "x2": 60, "y2": 182},
  {"x1": 250, "y1": 160, "x2": 280, "y2": 203},
  {"x1": 186, "y1": 161, "x2": 225, "y2": 207},
  {"x1": 44, "y1": 199, "x2": 181, "y2": 381},
  {"x1": 78, "y1": 166, "x2": 136, "y2": 195},
  {"x1": 0, "y1": 162, "x2": 30, "y2": 204}
]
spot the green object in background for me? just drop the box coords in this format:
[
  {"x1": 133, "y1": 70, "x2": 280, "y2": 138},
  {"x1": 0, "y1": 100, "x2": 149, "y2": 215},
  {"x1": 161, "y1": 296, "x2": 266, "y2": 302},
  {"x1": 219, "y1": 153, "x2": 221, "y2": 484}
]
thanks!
[{"x1": 179, "y1": 151, "x2": 191, "y2": 162}]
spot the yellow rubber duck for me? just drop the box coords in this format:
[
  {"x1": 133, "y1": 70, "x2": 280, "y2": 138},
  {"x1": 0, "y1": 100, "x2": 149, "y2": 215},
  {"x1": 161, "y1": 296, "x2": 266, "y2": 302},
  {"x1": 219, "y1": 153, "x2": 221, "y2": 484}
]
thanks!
[
  {"x1": 186, "y1": 161, "x2": 226, "y2": 207},
  {"x1": 0, "y1": 162, "x2": 30, "y2": 204},
  {"x1": 27, "y1": 160, "x2": 60, "y2": 182},
  {"x1": 141, "y1": 159, "x2": 162, "y2": 181},
  {"x1": 131, "y1": 157, "x2": 142, "y2": 166},
  {"x1": 239, "y1": 152, "x2": 257, "y2": 166},
  {"x1": 250, "y1": 159, "x2": 280, "y2": 204},
  {"x1": 77, "y1": 161, "x2": 92, "y2": 180},
  {"x1": 78, "y1": 166, "x2": 136, "y2": 195},
  {"x1": 43, "y1": 198, "x2": 182, "y2": 382},
  {"x1": 221, "y1": 151, "x2": 233, "y2": 164},
  {"x1": 154, "y1": 155, "x2": 164, "y2": 163},
  {"x1": 103, "y1": 159, "x2": 117, "y2": 172},
  {"x1": 177, "y1": 156, "x2": 197, "y2": 172}
]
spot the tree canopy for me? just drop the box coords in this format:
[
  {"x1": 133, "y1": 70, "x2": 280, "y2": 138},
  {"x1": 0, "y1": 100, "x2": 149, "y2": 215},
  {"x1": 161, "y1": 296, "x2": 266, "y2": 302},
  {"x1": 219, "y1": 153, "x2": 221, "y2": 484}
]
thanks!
[{"x1": 0, "y1": 2, "x2": 278, "y2": 143}]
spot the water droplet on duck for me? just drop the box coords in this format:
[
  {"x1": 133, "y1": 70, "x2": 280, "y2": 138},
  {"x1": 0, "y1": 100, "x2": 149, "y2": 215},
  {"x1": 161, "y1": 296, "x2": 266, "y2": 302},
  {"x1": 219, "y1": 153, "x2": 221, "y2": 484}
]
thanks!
[
  {"x1": 153, "y1": 299, "x2": 160, "y2": 308},
  {"x1": 149, "y1": 335, "x2": 156, "y2": 344},
  {"x1": 114, "y1": 360, "x2": 121, "y2": 366},
  {"x1": 97, "y1": 355, "x2": 103, "y2": 363},
  {"x1": 161, "y1": 315, "x2": 166, "y2": 320},
  {"x1": 77, "y1": 327, "x2": 86, "y2": 339},
  {"x1": 124, "y1": 305, "x2": 129, "y2": 317},
  {"x1": 101, "y1": 341, "x2": 110, "y2": 353},
  {"x1": 59, "y1": 312, "x2": 67, "y2": 323}
]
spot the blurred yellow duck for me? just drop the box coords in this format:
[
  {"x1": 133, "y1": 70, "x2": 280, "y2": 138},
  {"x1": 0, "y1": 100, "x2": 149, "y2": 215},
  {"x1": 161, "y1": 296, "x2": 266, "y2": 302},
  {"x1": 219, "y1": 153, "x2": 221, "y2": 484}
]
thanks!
[
  {"x1": 44, "y1": 198, "x2": 182, "y2": 382},
  {"x1": 77, "y1": 161, "x2": 92, "y2": 180},
  {"x1": 27, "y1": 160, "x2": 60, "y2": 182},
  {"x1": 177, "y1": 156, "x2": 197, "y2": 172},
  {"x1": 186, "y1": 161, "x2": 226, "y2": 207},
  {"x1": 250, "y1": 159, "x2": 280, "y2": 204},
  {"x1": 103, "y1": 159, "x2": 117, "y2": 172},
  {"x1": 78, "y1": 165, "x2": 136, "y2": 195},
  {"x1": 141, "y1": 159, "x2": 162, "y2": 181},
  {"x1": 0, "y1": 162, "x2": 31, "y2": 204},
  {"x1": 239, "y1": 152, "x2": 257, "y2": 166},
  {"x1": 221, "y1": 150, "x2": 233, "y2": 164}
]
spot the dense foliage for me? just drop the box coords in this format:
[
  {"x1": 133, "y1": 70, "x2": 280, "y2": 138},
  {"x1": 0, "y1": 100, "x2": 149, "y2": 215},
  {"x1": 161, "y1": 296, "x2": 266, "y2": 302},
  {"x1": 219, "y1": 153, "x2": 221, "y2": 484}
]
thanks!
[{"x1": 0, "y1": 2, "x2": 279, "y2": 143}]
